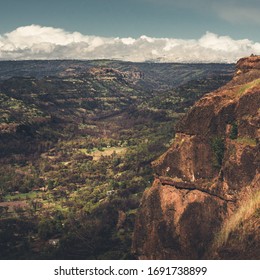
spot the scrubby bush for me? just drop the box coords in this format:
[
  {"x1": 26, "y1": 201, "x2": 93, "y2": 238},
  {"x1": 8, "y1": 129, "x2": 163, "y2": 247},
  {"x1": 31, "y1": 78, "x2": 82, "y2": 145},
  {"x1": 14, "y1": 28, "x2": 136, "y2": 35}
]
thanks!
[{"x1": 211, "y1": 137, "x2": 225, "y2": 169}]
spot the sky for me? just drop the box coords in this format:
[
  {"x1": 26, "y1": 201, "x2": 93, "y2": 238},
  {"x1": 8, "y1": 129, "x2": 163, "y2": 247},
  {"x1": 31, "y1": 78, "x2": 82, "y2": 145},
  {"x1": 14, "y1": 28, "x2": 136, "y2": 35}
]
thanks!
[{"x1": 0, "y1": 0, "x2": 259, "y2": 62}]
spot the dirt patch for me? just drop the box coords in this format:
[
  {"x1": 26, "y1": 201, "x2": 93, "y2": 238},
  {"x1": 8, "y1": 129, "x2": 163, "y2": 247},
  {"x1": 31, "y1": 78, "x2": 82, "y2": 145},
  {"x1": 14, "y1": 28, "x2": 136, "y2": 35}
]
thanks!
[
  {"x1": 91, "y1": 147, "x2": 127, "y2": 161},
  {"x1": 0, "y1": 200, "x2": 27, "y2": 211}
]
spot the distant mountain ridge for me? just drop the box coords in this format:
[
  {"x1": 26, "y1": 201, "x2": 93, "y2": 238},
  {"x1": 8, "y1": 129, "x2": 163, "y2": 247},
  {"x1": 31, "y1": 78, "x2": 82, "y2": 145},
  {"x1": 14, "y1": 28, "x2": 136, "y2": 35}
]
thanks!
[{"x1": 0, "y1": 60, "x2": 234, "y2": 91}]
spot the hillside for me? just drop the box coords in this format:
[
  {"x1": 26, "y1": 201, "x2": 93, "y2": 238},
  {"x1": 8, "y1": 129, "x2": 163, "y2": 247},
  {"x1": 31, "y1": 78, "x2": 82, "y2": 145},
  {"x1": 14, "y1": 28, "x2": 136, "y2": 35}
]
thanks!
[
  {"x1": 132, "y1": 55, "x2": 260, "y2": 260},
  {"x1": 0, "y1": 60, "x2": 234, "y2": 259},
  {"x1": 0, "y1": 60, "x2": 233, "y2": 90}
]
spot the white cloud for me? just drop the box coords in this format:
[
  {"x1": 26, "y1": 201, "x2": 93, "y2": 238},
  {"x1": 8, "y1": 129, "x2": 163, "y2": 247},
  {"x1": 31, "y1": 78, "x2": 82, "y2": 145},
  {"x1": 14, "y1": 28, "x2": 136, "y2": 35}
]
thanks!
[{"x1": 0, "y1": 25, "x2": 260, "y2": 62}]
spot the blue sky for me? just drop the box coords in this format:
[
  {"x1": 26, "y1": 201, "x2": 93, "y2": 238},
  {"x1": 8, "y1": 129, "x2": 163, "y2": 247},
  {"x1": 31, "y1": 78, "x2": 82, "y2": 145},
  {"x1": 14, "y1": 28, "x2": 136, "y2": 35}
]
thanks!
[
  {"x1": 1, "y1": 0, "x2": 259, "y2": 40},
  {"x1": 0, "y1": 0, "x2": 259, "y2": 61}
]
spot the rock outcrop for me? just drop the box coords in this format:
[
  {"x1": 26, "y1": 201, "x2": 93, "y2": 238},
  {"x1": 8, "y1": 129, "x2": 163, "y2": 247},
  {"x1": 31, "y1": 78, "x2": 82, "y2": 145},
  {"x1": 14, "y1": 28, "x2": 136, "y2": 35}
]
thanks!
[{"x1": 132, "y1": 56, "x2": 260, "y2": 259}]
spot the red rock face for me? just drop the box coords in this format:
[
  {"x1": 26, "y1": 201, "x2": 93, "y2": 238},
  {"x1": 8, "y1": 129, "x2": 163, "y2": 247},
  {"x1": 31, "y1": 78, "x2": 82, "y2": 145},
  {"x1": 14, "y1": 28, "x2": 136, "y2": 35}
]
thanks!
[
  {"x1": 132, "y1": 180, "x2": 229, "y2": 259},
  {"x1": 152, "y1": 133, "x2": 216, "y2": 181},
  {"x1": 132, "y1": 56, "x2": 260, "y2": 259},
  {"x1": 236, "y1": 55, "x2": 260, "y2": 73}
]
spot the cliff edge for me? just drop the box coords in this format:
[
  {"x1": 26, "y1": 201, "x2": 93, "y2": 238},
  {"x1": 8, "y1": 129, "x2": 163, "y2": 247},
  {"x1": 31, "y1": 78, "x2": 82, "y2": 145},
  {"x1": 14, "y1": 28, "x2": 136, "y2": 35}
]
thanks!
[{"x1": 132, "y1": 56, "x2": 260, "y2": 259}]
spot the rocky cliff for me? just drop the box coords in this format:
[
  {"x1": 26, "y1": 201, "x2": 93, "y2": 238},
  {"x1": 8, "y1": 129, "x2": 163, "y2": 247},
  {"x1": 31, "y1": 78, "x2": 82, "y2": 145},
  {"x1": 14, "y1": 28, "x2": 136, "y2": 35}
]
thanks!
[{"x1": 132, "y1": 55, "x2": 260, "y2": 259}]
